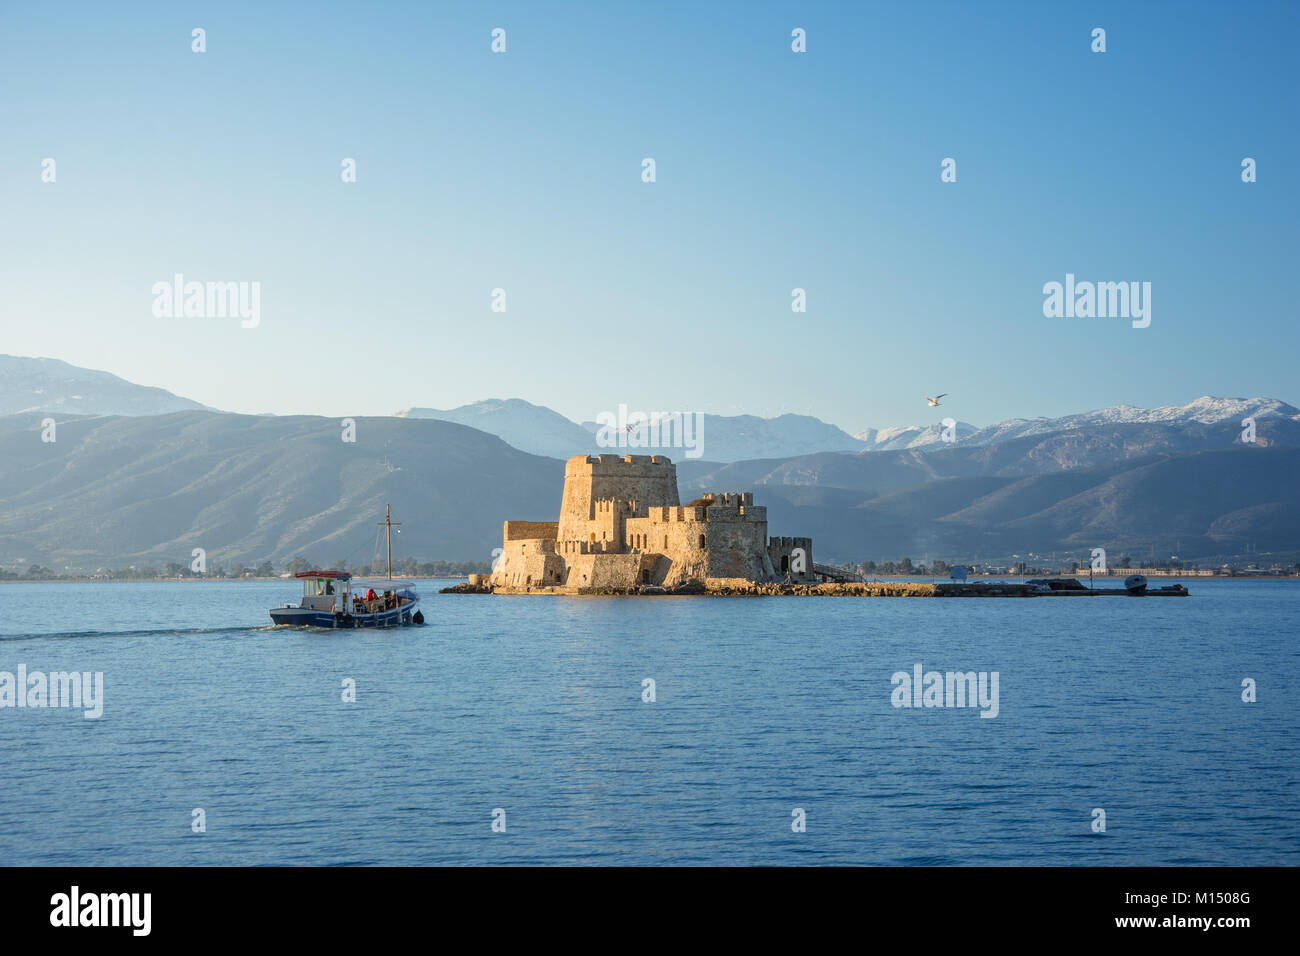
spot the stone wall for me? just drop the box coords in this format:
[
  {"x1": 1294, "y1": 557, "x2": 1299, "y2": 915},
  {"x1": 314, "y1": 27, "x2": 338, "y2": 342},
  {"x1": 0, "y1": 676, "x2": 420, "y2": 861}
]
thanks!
[
  {"x1": 504, "y1": 521, "x2": 559, "y2": 541},
  {"x1": 768, "y1": 536, "x2": 815, "y2": 581},
  {"x1": 560, "y1": 552, "x2": 655, "y2": 590},
  {"x1": 495, "y1": 542, "x2": 565, "y2": 589}
]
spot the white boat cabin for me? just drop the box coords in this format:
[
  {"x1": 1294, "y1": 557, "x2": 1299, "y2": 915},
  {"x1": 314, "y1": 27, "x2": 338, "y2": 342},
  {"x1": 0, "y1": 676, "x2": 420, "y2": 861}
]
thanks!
[{"x1": 294, "y1": 572, "x2": 416, "y2": 615}]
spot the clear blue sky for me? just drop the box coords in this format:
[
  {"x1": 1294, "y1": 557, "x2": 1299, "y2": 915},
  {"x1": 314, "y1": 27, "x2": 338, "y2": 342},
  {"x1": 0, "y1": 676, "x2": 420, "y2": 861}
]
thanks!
[{"x1": 1, "y1": 0, "x2": 1296, "y2": 432}]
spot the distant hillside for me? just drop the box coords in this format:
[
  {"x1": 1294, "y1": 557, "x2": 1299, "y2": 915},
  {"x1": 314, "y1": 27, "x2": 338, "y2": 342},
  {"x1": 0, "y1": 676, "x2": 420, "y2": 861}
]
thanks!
[
  {"x1": 3, "y1": 408, "x2": 1297, "y2": 570},
  {"x1": 0, "y1": 355, "x2": 214, "y2": 417},
  {"x1": 0, "y1": 412, "x2": 562, "y2": 569},
  {"x1": 679, "y1": 447, "x2": 1300, "y2": 564},
  {"x1": 678, "y1": 416, "x2": 1300, "y2": 562}
]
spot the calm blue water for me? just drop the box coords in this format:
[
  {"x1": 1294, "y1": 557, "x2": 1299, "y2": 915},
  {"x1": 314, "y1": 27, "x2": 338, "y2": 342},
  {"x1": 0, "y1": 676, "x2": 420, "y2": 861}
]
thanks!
[{"x1": 0, "y1": 579, "x2": 1295, "y2": 865}]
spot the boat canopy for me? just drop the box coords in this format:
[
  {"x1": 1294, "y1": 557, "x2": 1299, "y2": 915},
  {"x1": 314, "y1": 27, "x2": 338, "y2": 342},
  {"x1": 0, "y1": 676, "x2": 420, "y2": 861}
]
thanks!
[
  {"x1": 351, "y1": 579, "x2": 415, "y2": 590},
  {"x1": 294, "y1": 570, "x2": 351, "y2": 580}
]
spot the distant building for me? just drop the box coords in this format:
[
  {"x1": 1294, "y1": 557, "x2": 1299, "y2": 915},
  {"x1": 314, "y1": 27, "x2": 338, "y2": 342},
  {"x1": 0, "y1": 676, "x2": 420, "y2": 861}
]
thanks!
[{"x1": 491, "y1": 454, "x2": 815, "y2": 592}]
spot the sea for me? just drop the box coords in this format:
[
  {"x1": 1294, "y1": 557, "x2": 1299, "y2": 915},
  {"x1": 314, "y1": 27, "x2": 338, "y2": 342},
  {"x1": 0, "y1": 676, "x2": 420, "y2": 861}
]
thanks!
[{"x1": 0, "y1": 579, "x2": 1295, "y2": 866}]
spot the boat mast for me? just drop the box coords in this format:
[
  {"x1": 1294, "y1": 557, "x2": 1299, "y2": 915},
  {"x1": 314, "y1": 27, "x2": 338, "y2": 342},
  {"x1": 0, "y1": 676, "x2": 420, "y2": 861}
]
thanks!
[{"x1": 377, "y1": 503, "x2": 402, "y2": 582}]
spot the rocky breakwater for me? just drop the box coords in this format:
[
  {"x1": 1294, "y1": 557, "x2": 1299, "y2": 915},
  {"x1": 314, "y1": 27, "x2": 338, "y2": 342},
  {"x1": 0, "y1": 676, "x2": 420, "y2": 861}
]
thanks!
[
  {"x1": 443, "y1": 577, "x2": 938, "y2": 596},
  {"x1": 440, "y1": 574, "x2": 494, "y2": 594},
  {"x1": 703, "y1": 578, "x2": 936, "y2": 597}
]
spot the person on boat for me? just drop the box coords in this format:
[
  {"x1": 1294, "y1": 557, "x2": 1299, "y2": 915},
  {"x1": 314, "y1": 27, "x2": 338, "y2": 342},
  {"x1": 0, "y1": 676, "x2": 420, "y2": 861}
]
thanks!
[{"x1": 365, "y1": 587, "x2": 377, "y2": 601}]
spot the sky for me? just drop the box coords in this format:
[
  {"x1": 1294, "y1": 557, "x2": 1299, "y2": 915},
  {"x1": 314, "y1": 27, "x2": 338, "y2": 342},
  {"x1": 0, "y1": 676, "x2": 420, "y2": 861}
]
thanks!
[{"x1": 1, "y1": 0, "x2": 1296, "y2": 433}]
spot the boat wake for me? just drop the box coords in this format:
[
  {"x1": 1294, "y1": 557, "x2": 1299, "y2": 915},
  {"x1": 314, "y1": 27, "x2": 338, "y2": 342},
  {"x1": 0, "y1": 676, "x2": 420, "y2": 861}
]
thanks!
[{"x1": 0, "y1": 624, "x2": 278, "y2": 643}]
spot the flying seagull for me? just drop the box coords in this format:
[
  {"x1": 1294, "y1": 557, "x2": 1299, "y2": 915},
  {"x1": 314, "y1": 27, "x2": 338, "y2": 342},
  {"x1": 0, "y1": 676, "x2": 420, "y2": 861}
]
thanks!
[{"x1": 926, "y1": 394, "x2": 947, "y2": 407}]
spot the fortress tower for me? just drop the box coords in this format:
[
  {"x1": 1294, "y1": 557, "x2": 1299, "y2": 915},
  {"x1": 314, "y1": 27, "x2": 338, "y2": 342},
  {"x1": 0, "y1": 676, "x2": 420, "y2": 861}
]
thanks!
[{"x1": 557, "y1": 454, "x2": 680, "y2": 545}]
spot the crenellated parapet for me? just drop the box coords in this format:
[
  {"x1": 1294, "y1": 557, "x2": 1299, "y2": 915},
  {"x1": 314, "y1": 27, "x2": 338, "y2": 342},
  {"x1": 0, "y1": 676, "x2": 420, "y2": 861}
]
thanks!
[
  {"x1": 701, "y1": 492, "x2": 754, "y2": 509},
  {"x1": 565, "y1": 453, "x2": 676, "y2": 473}
]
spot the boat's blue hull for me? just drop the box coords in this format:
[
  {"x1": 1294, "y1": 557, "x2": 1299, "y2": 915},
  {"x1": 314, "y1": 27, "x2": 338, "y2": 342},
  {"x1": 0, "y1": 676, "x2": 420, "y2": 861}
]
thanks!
[{"x1": 269, "y1": 601, "x2": 420, "y2": 629}]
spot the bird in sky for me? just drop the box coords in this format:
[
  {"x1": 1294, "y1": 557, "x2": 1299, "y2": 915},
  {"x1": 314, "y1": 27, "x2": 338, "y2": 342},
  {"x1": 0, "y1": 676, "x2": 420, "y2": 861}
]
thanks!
[{"x1": 926, "y1": 394, "x2": 947, "y2": 407}]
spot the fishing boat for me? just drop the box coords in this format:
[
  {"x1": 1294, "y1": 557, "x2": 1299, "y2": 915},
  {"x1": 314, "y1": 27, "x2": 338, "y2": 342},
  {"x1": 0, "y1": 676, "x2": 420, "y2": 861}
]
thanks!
[{"x1": 268, "y1": 505, "x2": 425, "y2": 628}]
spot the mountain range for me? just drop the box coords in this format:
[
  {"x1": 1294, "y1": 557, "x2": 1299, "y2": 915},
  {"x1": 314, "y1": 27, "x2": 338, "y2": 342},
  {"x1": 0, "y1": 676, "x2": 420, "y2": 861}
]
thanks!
[
  {"x1": 2, "y1": 355, "x2": 1297, "y2": 568},
  {"x1": 675, "y1": 424, "x2": 1300, "y2": 564},
  {"x1": 399, "y1": 400, "x2": 876, "y2": 461}
]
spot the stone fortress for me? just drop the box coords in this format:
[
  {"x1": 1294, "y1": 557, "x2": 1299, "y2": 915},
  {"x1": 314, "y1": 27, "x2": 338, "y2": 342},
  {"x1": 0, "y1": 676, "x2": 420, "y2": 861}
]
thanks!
[{"x1": 490, "y1": 454, "x2": 815, "y2": 593}]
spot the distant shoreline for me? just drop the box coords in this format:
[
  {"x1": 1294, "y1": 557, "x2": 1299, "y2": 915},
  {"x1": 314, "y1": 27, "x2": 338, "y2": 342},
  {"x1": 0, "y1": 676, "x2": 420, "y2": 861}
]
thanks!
[
  {"x1": 1, "y1": 573, "x2": 1295, "y2": 585},
  {"x1": 0, "y1": 574, "x2": 476, "y2": 584}
]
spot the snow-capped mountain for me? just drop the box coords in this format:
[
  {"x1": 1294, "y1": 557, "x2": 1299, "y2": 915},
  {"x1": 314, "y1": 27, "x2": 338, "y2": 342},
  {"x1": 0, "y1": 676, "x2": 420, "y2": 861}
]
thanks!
[
  {"x1": 957, "y1": 396, "x2": 1299, "y2": 448},
  {"x1": 578, "y1": 413, "x2": 868, "y2": 462},
  {"x1": 850, "y1": 397, "x2": 1297, "y2": 453},
  {"x1": 396, "y1": 399, "x2": 593, "y2": 458},
  {"x1": 853, "y1": 422, "x2": 980, "y2": 450},
  {"x1": 0, "y1": 354, "x2": 214, "y2": 417}
]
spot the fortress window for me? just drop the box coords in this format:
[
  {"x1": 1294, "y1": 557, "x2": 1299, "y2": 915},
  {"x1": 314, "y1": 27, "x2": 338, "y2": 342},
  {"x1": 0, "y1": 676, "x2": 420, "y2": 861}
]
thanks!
[
  {"x1": 698, "y1": 534, "x2": 706, "y2": 550},
  {"x1": 663, "y1": 535, "x2": 668, "y2": 549}
]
